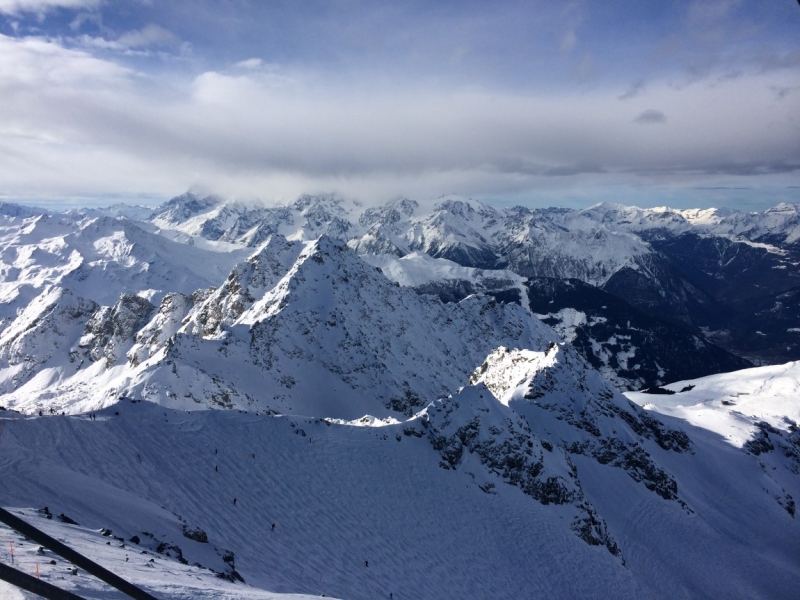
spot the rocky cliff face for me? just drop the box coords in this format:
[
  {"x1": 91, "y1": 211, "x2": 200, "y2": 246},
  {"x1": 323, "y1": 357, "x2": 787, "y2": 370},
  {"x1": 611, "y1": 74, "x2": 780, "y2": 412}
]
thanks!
[
  {"x1": 469, "y1": 345, "x2": 691, "y2": 504},
  {"x1": 393, "y1": 342, "x2": 696, "y2": 557},
  {"x1": 417, "y1": 384, "x2": 622, "y2": 557},
  {"x1": 0, "y1": 287, "x2": 98, "y2": 392},
  {"x1": 81, "y1": 293, "x2": 154, "y2": 367}
]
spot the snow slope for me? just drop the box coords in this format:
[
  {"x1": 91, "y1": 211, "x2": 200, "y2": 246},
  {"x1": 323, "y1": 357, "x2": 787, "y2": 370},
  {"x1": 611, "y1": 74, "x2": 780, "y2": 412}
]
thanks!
[
  {"x1": 627, "y1": 361, "x2": 800, "y2": 450},
  {"x1": 2, "y1": 350, "x2": 799, "y2": 599},
  {"x1": 0, "y1": 401, "x2": 646, "y2": 600},
  {"x1": 0, "y1": 211, "x2": 247, "y2": 309},
  {"x1": 0, "y1": 506, "x2": 319, "y2": 600},
  {"x1": 0, "y1": 234, "x2": 554, "y2": 416}
]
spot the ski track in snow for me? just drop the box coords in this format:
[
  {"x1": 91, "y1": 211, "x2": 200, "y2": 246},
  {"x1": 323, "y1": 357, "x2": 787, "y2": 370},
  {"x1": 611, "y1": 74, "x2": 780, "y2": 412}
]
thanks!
[
  {"x1": 1, "y1": 394, "x2": 799, "y2": 599},
  {"x1": 1, "y1": 404, "x2": 646, "y2": 600}
]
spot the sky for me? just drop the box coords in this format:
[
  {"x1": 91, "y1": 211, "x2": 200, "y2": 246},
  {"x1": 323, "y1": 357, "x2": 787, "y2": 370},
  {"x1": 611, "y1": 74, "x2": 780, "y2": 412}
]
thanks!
[{"x1": 0, "y1": 0, "x2": 798, "y2": 210}]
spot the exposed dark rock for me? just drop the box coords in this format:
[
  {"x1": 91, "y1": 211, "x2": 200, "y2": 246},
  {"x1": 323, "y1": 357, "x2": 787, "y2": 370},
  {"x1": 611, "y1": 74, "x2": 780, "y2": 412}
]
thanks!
[
  {"x1": 182, "y1": 525, "x2": 209, "y2": 544},
  {"x1": 58, "y1": 513, "x2": 79, "y2": 525},
  {"x1": 642, "y1": 386, "x2": 675, "y2": 395}
]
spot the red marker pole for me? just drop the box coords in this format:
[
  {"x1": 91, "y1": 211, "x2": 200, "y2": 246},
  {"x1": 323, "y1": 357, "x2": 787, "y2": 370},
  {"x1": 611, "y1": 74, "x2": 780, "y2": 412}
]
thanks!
[
  {"x1": 36, "y1": 563, "x2": 40, "y2": 579},
  {"x1": 9, "y1": 540, "x2": 13, "y2": 564}
]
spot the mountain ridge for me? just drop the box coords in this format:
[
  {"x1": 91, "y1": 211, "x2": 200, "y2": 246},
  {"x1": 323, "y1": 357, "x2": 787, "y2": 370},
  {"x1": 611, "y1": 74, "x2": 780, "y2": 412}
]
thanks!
[{"x1": 0, "y1": 195, "x2": 799, "y2": 599}]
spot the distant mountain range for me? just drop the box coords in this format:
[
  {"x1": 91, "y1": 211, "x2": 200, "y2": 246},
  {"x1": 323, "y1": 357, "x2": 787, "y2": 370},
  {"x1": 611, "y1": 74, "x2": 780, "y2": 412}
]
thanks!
[
  {"x1": 1, "y1": 193, "x2": 798, "y2": 599},
  {"x1": 138, "y1": 194, "x2": 800, "y2": 376},
  {"x1": 1, "y1": 193, "x2": 797, "y2": 403}
]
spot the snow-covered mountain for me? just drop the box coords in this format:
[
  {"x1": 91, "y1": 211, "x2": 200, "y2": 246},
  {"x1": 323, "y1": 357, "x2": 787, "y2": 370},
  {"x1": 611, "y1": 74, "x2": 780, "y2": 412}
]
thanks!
[
  {"x1": 149, "y1": 192, "x2": 362, "y2": 247},
  {"x1": 627, "y1": 360, "x2": 800, "y2": 462},
  {"x1": 2, "y1": 345, "x2": 798, "y2": 598},
  {"x1": 583, "y1": 201, "x2": 800, "y2": 247},
  {"x1": 0, "y1": 208, "x2": 252, "y2": 403},
  {"x1": 0, "y1": 233, "x2": 553, "y2": 416},
  {"x1": 0, "y1": 194, "x2": 799, "y2": 598},
  {"x1": 140, "y1": 192, "x2": 800, "y2": 368},
  {"x1": 3, "y1": 192, "x2": 798, "y2": 398}
]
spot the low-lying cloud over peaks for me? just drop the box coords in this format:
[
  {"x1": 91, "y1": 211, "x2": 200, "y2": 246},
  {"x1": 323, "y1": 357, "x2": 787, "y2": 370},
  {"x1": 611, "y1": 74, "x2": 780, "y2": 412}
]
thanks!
[
  {"x1": 0, "y1": 32, "x2": 797, "y2": 207},
  {"x1": 0, "y1": 0, "x2": 798, "y2": 209}
]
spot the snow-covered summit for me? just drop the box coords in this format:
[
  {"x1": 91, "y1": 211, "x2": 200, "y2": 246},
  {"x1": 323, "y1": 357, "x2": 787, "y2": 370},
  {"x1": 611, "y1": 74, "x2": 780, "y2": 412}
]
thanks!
[
  {"x1": 121, "y1": 234, "x2": 551, "y2": 418},
  {"x1": 0, "y1": 193, "x2": 799, "y2": 598},
  {"x1": 0, "y1": 233, "x2": 554, "y2": 416}
]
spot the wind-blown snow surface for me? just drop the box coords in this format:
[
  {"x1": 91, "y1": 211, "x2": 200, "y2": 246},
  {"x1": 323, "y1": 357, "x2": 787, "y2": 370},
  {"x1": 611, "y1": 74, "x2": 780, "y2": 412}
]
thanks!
[
  {"x1": 0, "y1": 508, "x2": 316, "y2": 600},
  {"x1": 2, "y1": 350, "x2": 800, "y2": 599}
]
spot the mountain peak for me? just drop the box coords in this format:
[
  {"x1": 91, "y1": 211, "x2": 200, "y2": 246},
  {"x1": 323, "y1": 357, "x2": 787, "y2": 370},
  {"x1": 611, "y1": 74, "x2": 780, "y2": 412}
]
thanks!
[{"x1": 150, "y1": 192, "x2": 223, "y2": 225}]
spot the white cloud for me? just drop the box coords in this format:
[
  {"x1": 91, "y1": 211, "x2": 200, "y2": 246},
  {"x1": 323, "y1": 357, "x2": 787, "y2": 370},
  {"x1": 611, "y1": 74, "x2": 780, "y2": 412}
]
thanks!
[
  {"x1": 559, "y1": 2, "x2": 584, "y2": 54},
  {"x1": 69, "y1": 10, "x2": 101, "y2": 31},
  {"x1": 234, "y1": 58, "x2": 263, "y2": 70},
  {"x1": 0, "y1": 0, "x2": 100, "y2": 16},
  {"x1": 0, "y1": 33, "x2": 797, "y2": 207},
  {"x1": 0, "y1": 34, "x2": 130, "y2": 87},
  {"x1": 116, "y1": 24, "x2": 178, "y2": 48}
]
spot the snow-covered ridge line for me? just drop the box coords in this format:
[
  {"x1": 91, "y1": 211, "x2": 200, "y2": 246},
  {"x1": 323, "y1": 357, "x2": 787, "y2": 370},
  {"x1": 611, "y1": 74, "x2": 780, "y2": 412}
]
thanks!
[
  {"x1": 0, "y1": 232, "x2": 556, "y2": 416},
  {"x1": 626, "y1": 360, "x2": 800, "y2": 449},
  {"x1": 2, "y1": 192, "x2": 794, "y2": 403},
  {"x1": 3, "y1": 348, "x2": 798, "y2": 599},
  {"x1": 134, "y1": 193, "x2": 800, "y2": 372}
]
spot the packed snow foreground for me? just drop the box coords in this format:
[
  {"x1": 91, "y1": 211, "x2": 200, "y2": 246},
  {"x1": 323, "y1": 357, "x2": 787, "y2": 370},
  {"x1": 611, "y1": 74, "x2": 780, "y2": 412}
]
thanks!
[{"x1": 0, "y1": 204, "x2": 798, "y2": 599}]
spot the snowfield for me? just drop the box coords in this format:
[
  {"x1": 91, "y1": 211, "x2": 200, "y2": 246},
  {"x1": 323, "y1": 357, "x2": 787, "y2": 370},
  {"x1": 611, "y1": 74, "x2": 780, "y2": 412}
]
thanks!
[
  {"x1": 627, "y1": 361, "x2": 800, "y2": 448},
  {"x1": 0, "y1": 195, "x2": 798, "y2": 599},
  {"x1": 2, "y1": 351, "x2": 800, "y2": 598}
]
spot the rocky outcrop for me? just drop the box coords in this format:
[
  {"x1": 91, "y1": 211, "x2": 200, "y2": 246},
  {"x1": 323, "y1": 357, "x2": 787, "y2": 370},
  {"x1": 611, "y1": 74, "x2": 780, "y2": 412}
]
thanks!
[
  {"x1": 81, "y1": 293, "x2": 154, "y2": 367},
  {"x1": 409, "y1": 384, "x2": 622, "y2": 557},
  {"x1": 0, "y1": 287, "x2": 98, "y2": 391},
  {"x1": 469, "y1": 345, "x2": 692, "y2": 511}
]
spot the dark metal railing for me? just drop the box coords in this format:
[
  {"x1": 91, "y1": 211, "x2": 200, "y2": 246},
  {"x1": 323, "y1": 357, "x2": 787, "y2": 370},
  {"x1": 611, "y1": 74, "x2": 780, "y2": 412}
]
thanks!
[
  {"x1": 0, "y1": 561, "x2": 85, "y2": 600},
  {"x1": 0, "y1": 506, "x2": 158, "y2": 600}
]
